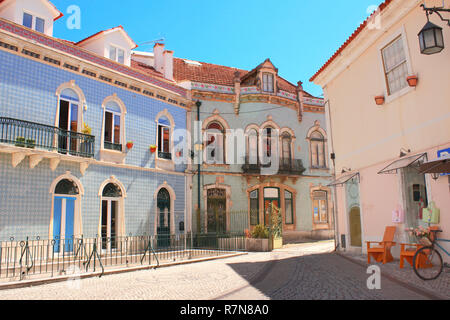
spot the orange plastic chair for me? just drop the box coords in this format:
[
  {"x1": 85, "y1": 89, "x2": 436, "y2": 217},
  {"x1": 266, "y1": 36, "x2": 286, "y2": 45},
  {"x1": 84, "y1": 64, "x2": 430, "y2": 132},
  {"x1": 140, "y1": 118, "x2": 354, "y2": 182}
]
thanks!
[
  {"x1": 367, "y1": 226, "x2": 397, "y2": 264},
  {"x1": 400, "y1": 226, "x2": 440, "y2": 269}
]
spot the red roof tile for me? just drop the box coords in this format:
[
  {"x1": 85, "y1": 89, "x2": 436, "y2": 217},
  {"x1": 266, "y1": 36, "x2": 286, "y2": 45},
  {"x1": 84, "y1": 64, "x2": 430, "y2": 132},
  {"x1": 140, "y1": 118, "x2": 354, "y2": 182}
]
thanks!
[{"x1": 310, "y1": 0, "x2": 393, "y2": 82}]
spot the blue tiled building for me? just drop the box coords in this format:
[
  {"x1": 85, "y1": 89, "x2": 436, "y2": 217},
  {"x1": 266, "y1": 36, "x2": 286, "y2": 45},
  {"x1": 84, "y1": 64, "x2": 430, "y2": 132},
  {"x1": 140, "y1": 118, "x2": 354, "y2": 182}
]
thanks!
[{"x1": 0, "y1": 0, "x2": 191, "y2": 245}]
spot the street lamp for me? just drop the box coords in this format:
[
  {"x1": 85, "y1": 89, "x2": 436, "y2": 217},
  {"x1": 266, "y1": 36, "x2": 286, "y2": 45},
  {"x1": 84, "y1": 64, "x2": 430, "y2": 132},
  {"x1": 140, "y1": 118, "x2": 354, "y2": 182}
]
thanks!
[{"x1": 419, "y1": 4, "x2": 449, "y2": 55}]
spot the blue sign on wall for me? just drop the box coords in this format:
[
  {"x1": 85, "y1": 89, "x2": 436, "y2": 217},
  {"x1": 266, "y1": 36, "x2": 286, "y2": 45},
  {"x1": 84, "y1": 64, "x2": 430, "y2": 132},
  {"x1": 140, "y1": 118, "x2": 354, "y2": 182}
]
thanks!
[{"x1": 437, "y1": 148, "x2": 450, "y2": 176}]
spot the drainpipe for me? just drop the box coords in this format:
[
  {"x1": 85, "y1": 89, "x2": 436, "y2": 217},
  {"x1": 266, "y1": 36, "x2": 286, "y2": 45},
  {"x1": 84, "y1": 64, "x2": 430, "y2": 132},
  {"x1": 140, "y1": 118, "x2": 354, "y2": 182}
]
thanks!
[
  {"x1": 196, "y1": 101, "x2": 202, "y2": 233},
  {"x1": 324, "y1": 97, "x2": 340, "y2": 252}
]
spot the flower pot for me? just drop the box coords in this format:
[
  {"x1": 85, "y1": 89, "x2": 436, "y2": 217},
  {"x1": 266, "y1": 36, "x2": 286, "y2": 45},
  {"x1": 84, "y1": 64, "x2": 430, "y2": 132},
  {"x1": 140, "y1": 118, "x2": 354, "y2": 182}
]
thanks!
[
  {"x1": 176, "y1": 151, "x2": 182, "y2": 157},
  {"x1": 374, "y1": 95, "x2": 385, "y2": 105},
  {"x1": 150, "y1": 146, "x2": 157, "y2": 153},
  {"x1": 407, "y1": 75, "x2": 418, "y2": 87},
  {"x1": 245, "y1": 238, "x2": 270, "y2": 252},
  {"x1": 126, "y1": 142, "x2": 134, "y2": 149}
]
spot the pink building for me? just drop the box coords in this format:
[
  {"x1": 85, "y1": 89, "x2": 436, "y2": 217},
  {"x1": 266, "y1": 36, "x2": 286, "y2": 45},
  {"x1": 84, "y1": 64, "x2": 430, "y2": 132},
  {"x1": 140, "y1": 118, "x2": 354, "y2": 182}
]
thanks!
[{"x1": 311, "y1": 0, "x2": 450, "y2": 263}]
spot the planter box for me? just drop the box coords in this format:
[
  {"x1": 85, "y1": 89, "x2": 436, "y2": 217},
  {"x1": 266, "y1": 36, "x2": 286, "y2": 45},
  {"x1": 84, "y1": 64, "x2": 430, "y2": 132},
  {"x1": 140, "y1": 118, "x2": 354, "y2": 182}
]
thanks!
[
  {"x1": 245, "y1": 238, "x2": 270, "y2": 252},
  {"x1": 272, "y1": 237, "x2": 283, "y2": 249}
]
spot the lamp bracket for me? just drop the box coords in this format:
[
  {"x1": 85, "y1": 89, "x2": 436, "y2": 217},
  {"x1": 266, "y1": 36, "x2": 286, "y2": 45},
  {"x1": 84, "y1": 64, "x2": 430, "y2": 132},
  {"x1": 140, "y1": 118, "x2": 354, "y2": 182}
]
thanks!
[{"x1": 421, "y1": 4, "x2": 450, "y2": 26}]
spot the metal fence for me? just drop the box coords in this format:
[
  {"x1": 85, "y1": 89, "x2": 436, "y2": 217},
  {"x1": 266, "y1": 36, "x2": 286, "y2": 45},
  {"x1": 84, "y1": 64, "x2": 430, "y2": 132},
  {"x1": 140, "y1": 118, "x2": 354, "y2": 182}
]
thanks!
[
  {"x1": 0, "y1": 233, "x2": 246, "y2": 282},
  {"x1": 0, "y1": 117, "x2": 95, "y2": 158}
]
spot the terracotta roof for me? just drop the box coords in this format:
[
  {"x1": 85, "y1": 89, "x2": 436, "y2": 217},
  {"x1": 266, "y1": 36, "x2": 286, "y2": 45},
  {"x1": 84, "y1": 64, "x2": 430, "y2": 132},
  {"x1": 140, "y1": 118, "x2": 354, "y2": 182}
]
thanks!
[
  {"x1": 130, "y1": 59, "x2": 165, "y2": 79},
  {"x1": 310, "y1": 0, "x2": 393, "y2": 82},
  {"x1": 171, "y1": 57, "x2": 317, "y2": 98},
  {"x1": 76, "y1": 26, "x2": 138, "y2": 49},
  {"x1": 173, "y1": 57, "x2": 248, "y2": 87},
  {"x1": 0, "y1": 0, "x2": 63, "y2": 21},
  {"x1": 0, "y1": 18, "x2": 186, "y2": 97}
]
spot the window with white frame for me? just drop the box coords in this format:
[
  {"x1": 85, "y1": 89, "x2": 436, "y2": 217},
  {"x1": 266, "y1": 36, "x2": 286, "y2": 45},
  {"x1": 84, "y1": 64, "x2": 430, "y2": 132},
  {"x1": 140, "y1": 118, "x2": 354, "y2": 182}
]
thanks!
[
  {"x1": 381, "y1": 36, "x2": 409, "y2": 95},
  {"x1": 23, "y1": 12, "x2": 45, "y2": 33},
  {"x1": 313, "y1": 191, "x2": 328, "y2": 224},
  {"x1": 285, "y1": 190, "x2": 294, "y2": 225},
  {"x1": 262, "y1": 73, "x2": 274, "y2": 93},
  {"x1": 104, "y1": 102, "x2": 122, "y2": 151},
  {"x1": 158, "y1": 117, "x2": 172, "y2": 160},
  {"x1": 109, "y1": 46, "x2": 125, "y2": 64},
  {"x1": 310, "y1": 131, "x2": 326, "y2": 168}
]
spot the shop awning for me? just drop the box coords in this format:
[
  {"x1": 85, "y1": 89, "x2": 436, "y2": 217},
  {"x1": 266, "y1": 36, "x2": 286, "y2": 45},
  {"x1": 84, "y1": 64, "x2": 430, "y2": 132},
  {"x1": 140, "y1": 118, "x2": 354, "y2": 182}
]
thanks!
[
  {"x1": 327, "y1": 173, "x2": 360, "y2": 187},
  {"x1": 378, "y1": 153, "x2": 427, "y2": 175},
  {"x1": 419, "y1": 154, "x2": 450, "y2": 174}
]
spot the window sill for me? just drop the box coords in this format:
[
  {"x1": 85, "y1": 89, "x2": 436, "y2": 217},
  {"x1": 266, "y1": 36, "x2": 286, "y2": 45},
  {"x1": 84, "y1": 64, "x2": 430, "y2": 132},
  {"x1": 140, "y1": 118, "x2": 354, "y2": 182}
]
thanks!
[
  {"x1": 99, "y1": 148, "x2": 126, "y2": 164},
  {"x1": 385, "y1": 85, "x2": 414, "y2": 104},
  {"x1": 155, "y1": 157, "x2": 175, "y2": 171}
]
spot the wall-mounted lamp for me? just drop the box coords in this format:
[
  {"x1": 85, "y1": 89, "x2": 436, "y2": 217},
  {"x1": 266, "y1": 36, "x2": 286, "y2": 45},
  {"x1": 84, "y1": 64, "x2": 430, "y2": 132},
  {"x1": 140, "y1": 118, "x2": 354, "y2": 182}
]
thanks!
[
  {"x1": 418, "y1": 4, "x2": 449, "y2": 55},
  {"x1": 341, "y1": 167, "x2": 352, "y2": 174}
]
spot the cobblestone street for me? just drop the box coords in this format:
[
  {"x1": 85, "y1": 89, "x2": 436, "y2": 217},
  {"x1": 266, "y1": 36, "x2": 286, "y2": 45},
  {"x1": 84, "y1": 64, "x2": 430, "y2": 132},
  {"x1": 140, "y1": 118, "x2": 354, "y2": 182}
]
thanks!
[{"x1": 0, "y1": 241, "x2": 441, "y2": 300}]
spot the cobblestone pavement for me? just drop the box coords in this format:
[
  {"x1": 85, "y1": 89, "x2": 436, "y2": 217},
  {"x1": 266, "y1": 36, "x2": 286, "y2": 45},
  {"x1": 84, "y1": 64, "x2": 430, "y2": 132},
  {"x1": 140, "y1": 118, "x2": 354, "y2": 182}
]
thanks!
[
  {"x1": 0, "y1": 241, "x2": 437, "y2": 300},
  {"x1": 340, "y1": 251, "x2": 450, "y2": 300}
]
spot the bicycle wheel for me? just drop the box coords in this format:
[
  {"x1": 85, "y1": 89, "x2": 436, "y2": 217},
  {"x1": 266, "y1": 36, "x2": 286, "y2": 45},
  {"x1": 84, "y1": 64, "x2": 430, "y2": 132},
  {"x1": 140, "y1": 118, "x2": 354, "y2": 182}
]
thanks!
[{"x1": 413, "y1": 246, "x2": 443, "y2": 281}]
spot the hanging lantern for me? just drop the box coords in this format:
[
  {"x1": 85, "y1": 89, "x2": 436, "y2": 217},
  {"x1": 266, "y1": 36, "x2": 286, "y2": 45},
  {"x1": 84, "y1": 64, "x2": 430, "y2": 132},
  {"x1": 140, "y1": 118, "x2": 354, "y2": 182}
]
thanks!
[{"x1": 418, "y1": 21, "x2": 444, "y2": 55}]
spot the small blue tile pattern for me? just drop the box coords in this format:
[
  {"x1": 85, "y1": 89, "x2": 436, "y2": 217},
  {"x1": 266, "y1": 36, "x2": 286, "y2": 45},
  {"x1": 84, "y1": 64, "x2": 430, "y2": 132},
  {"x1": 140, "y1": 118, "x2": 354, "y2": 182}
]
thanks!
[
  {"x1": 0, "y1": 153, "x2": 186, "y2": 241},
  {"x1": 0, "y1": 50, "x2": 187, "y2": 171},
  {"x1": 0, "y1": 51, "x2": 188, "y2": 241}
]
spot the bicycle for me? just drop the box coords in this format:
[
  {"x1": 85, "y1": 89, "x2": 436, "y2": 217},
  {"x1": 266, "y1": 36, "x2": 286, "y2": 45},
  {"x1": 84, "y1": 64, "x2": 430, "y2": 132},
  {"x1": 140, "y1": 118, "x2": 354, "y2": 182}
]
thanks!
[{"x1": 413, "y1": 229, "x2": 450, "y2": 281}]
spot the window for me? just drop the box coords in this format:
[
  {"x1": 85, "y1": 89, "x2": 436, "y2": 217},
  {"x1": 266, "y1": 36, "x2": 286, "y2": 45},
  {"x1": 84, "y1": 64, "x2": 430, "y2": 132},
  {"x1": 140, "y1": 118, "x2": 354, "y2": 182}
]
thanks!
[
  {"x1": 247, "y1": 129, "x2": 258, "y2": 164},
  {"x1": 285, "y1": 191, "x2": 294, "y2": 225},
  {"x1": 310, "y1": 131, "x2": 326, "y2": 168},
  {"x1": 262, "y1": 73, "x2": 274, "y2": 93},
  {"x1": 206, "y1": 122, "x2": 225, "y2": 164},
  {"x1": 158, "y1": 116, "x2": 172, "y2": 160},
  {"x1": 104, "y1": 102, "x2": 122, "y2": 151},
  {"x1": 250, "y1": 190, "x2": 259, "y2": 226},
  {"x1": 23, "y1": 13, "x2": 32, "y2": 28},
  {"x1": 110, "y1": 46, "x2": 125, "y2": 64},
  {"x1": 101, "y1": 183, "x2": 122, "y2": 250},
  {"x1": 313, "y1": 191, "x2": 328, "y2": 224},
  {"x1": 23, "y1": 12, "x2": 45, "y2": 33},
  {"x1": 282, "y1": 133, "x2": 292, "y2": 167},
  {"x1": 382, "y1": 36, "x2": 408, "y2": 95},
  {"x1": 263, "y1": 127, "x2": 273, "y2": 158}
]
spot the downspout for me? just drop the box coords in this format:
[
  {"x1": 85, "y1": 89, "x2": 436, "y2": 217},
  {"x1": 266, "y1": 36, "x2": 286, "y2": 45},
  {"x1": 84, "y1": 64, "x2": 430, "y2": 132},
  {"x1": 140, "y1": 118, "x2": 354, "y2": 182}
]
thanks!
[
  {"x1": 196, "y1": 101, "x2": 202, "y2": 233},
  {"x1": 324, "y1": 97, "x2": 340, "y2": 252}
]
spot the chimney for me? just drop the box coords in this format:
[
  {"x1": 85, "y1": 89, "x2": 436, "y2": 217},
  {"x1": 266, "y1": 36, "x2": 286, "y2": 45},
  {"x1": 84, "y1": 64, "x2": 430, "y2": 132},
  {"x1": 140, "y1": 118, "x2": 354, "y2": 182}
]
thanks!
[
  {"x1": 163, "y1": 50, "x2": 174, "y2": 81},
  {"x1": 296, "y1": 81, "x2": 304, "y2": 122},
  {"x1": 153, "y1": 43, "x2": 165, "y2": 74}
]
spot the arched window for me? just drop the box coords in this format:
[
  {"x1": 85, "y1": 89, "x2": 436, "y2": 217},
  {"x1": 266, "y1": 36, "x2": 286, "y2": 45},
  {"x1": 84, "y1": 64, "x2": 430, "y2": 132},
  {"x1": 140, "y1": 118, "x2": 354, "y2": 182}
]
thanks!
[
  {"x1": 206, "y1": 122, "x2": 225, "y2": 164},
  {"x1": 58, "y1": 88, "x2": 81, "y2": 154},
  {"x1": 157, "y1": 188, "x2": 171, "y2": 246},
  {"x1": 101, "y1": 182, "x2": 123, "y2": 250},
  {"x1": 281, "y1": 133, "x2": 292, "y2": 167},
  {"x1": 247, "y1": 129, "x2": 258, "y2": 165},
  {"x1": 104, "y1": 101, "x2": 122, "y2": 151},
  {"x1": 262, "y1": 127, "x2": 274, "y2": 158},
  {"x1": 158, "y1": 116, "x2": 172, "y2": 160},
  {"x1": 310, "y1": 131, "x2": 326, "y2": 168}
]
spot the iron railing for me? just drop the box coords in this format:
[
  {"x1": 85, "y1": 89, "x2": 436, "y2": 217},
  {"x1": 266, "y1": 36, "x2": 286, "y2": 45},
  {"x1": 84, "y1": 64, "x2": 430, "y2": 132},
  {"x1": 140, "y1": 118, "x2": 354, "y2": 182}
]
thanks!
[
  {"x1": 104, "y1": 141, "x2": 122, "y2": 152},
  {"x1": 0, "y1": 117, "x2": 95, "y2": 158},
  {"x1": 0, "y1": 233, "x2": 246, "y2": 282},
  {"x1": 242, "y1": 157, "x2": 306, "y2": 175}
]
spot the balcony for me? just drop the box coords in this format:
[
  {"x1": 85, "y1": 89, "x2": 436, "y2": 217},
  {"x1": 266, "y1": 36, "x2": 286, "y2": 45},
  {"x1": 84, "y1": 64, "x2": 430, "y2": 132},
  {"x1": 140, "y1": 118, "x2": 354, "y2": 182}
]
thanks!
[
  {"x1": 242, "y1": 157, "x2": 306, "y2": 176},
  {"x1": 0, "y1": 117, "x2": 95, "y2": 158}
]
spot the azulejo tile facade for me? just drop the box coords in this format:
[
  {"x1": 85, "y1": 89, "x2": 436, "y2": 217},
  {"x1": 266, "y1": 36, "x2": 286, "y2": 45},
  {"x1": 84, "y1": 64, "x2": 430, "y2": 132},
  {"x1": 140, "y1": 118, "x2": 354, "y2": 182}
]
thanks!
[{"x1": 0, "y1": 0, "x2": 334, "y2": 245}]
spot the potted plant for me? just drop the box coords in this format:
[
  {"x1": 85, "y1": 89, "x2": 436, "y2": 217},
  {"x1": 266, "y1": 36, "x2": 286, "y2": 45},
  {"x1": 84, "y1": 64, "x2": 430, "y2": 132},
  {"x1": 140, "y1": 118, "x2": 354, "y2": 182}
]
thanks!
[
  {"x1": 374, "y1": 95, "x2": 385, "y2": 105},
  {"x1": 81, "y1": 123, "x2": 92, "y2": 135},
  {"x1": 176, "y1": 150, "x2": 183, "y2": 158},
  {"x1": 406, "y1": 75, "x2": 418, "y2": 87},
  {"x1": 15, "y1": 137, "x2": 26, "y2": 147},
  {"x1": 26, "y1": 139, "x2": 36, "y2": 149},
  {"x1": 126, "y1": 141, "x2": 134, "y2": 149},
  {"x1": 150, "y1": 145, "x2": 157, "y2": 153},
  {"x1": 245, "y1": 225, "x2": 270, "y2": 252}
]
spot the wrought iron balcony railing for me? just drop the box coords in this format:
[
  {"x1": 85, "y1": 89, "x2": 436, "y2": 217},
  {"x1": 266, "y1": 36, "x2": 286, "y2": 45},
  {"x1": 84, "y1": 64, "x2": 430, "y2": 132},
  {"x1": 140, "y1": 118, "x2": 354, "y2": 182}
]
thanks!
[
  {"x1": 242, "y1": 156, "x2": 306, "y2": 176},
  {"x1": 104, "y1": 141, "x2": 123, "y2": 152},
  {"x1": 0, "y1": 117, "x2": 95, "y2": 158}
]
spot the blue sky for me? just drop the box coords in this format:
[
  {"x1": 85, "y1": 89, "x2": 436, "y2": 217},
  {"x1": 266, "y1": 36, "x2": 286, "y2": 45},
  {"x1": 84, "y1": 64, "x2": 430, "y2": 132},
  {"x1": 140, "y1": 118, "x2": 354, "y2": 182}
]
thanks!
[{"x1": 51, "y1": 0, "x2": 384, "y2": 97}]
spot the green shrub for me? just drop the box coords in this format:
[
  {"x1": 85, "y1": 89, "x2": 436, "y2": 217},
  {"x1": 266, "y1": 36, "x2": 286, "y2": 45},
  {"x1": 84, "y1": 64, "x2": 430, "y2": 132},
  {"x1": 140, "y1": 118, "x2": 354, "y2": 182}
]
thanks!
[{"x1": 251, "y1": 224, "x2": 269, "y2": 239}]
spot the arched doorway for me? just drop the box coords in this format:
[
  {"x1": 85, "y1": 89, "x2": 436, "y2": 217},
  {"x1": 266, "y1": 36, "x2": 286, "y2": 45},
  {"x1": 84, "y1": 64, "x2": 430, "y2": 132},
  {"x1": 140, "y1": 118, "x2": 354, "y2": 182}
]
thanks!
[
  {"x1": 157, "y1": 188, "x2": 171, "y2": 247},
  {"x1": 349, "y1": 207, "x2": 362, "y2": 247},
  {"x1": 207, "y1": 188, "x2": 226, "y2": 234},
  {"x1": 101, "y1": 183, "x2": 123, "y2": 251},
  {"x1": 52, "y1": 179, "x2": 79, "y2": 253}
]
